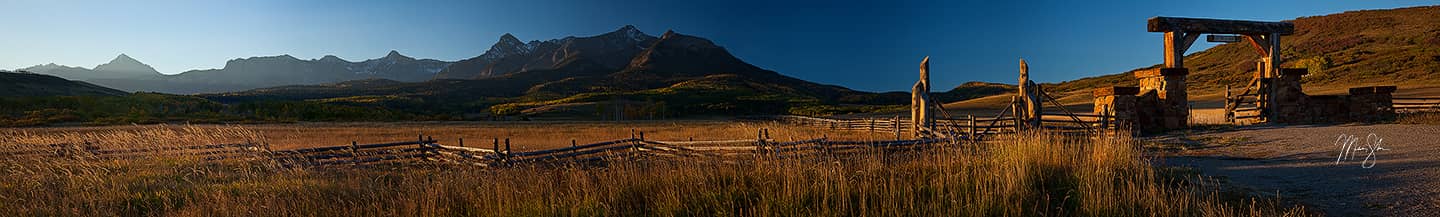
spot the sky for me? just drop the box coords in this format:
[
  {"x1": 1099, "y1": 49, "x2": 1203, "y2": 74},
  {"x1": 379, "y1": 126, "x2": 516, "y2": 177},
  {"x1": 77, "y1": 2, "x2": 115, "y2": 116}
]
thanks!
[{"x1": 0, "y1": 0, "x2": 1433, "y2": 92}]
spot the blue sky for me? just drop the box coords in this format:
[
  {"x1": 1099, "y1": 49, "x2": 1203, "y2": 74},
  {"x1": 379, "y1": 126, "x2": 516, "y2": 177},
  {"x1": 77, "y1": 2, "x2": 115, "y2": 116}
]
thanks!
[{"x1": 0, "y1": 0, "x2": 1432, "y2": 92}]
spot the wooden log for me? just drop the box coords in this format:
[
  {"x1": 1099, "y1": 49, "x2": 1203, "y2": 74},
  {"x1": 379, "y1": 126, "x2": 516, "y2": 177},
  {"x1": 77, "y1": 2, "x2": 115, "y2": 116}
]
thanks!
[
  {"x1": 1148, "y1": 16, "x2": 1295, "y2": 35},
  {"x1": 350, "y1": 141, "x2": 359, "y2": 166},
  {"x1": 506, "y1": 138, "x2": 640, "y2": 157},
  {"x1": 423, "y1": 143, "x2": 498, "y2": 154}
]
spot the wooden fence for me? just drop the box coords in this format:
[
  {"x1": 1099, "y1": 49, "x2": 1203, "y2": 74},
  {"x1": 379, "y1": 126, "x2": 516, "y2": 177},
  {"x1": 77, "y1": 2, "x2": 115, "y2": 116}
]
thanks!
[
  {"x1": 758, "y1": 113, "x2": 1115, "y2": 137},
  {"x1": 6, "y1": 132, "x2": 964, "y2": 168},
  {"x1": 1394, "y1": 97, "x2": 1440, "y2": 112}
]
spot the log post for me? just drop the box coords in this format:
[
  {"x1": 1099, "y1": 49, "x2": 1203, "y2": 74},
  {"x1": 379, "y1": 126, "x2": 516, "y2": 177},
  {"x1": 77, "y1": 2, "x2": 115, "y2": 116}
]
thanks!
[
  {"x1": 351, "y1": 141, "x2": 359, "y2": 166},
  {"x1": 1011, "y1": 96, "x2": 1022, "y2": 132},
  {"x1": 967, "y1": 115, "x2": 976, "y2": 140},
  {"x1": 757, "y1": 128, "x2": 767, "y2": 155},
  {"x1": 869, "y1": 119, "x2": 875, "y2": 132},
  {"x1": 893, "y1": 115, "x2": 901, "y2": 140}
]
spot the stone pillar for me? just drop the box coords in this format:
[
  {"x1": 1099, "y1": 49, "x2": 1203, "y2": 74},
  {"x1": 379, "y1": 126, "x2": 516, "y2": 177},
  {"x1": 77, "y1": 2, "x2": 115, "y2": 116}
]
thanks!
[
  {"x1": 1135, "y1": 68, "x2": 1189, "y2": 130},
  {"x1": 1093, "y1": 86, "x2": 1140, "y2": 130},
  {"x1": 1271, "y1": 68, "x2": 1310, "y2": 123},
  {"x1": 1348, "y1": 86, "x2": 1397, "y2": 122}
]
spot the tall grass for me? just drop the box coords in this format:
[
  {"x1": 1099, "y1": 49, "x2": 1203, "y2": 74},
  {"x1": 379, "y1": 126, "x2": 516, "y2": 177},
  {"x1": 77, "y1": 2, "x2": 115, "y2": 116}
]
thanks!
[
  {"x1": 1396, "y1": 111, "x2": 1440, "y2": 125},
  {"x1": 0, "y1": 125, "x2": 1309, "y2": 216}
]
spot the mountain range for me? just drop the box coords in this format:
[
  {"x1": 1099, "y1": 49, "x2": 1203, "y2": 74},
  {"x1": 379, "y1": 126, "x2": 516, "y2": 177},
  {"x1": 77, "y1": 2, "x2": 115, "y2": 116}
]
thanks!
[
  {"x1": 209, "y1": 26, "x2": 866, "y2": 117},
  {"x1": 21, "y1": 51, "x2": 451, "y2": 94}
]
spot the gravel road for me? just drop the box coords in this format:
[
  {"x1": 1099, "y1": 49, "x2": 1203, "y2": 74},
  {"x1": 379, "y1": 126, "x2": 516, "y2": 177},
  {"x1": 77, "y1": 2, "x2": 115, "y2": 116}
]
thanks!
[{"x1": 1156, "y1": 124, "x2": 1440, "y2": 216}]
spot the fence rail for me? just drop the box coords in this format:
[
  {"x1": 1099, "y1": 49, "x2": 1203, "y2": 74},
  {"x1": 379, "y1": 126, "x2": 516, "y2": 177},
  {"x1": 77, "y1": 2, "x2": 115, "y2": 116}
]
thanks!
[
  {"x1": 1394, "y1": 97, "x2": 1440, "y2": 112},
  {"x1": 756, "y1": 113, "x2": 1114, "y2": 136},
  {"x1": 6, "y1": 132, "x2": 970, "y2": 168}
]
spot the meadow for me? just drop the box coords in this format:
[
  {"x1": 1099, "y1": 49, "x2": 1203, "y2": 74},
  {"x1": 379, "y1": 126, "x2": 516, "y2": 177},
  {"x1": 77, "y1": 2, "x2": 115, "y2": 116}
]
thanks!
[{"x1": 0, "y1": 122, "x2": 1310, "y2": 216}]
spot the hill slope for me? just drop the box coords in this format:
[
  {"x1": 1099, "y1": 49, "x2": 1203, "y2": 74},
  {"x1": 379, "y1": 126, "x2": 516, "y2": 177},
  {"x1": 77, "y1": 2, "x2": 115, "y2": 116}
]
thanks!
[
  {"x1": 1050, "y1": 6, "x2": 1440, "y2": 95},
  {"x1": 0, "y1": 71, "x2": 127, "y2": 97}
]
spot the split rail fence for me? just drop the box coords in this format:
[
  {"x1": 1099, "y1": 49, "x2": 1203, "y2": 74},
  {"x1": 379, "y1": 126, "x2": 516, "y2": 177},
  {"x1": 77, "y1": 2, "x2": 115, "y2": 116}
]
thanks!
[
  {"x1": 1394, "y1": 97, "x2": 1440, "y2": 112},
  {"x1": 6, "y1": 132, "x2": 963, "y2": 168},
  {"x1": 759, "y1": 113, "x2": 1116, "y2": 138}
]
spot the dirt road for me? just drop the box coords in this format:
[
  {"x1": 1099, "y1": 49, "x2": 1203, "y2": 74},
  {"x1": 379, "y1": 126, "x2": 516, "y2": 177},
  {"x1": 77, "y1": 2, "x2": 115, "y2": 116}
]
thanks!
[{"x1": 1157, "y1": 124, "x2": 1440, "y2": 216}]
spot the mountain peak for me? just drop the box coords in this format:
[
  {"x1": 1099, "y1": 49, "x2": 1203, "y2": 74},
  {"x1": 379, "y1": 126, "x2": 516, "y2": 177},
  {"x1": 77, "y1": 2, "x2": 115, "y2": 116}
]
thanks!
[
  {"x1": 479, "y1": 33, "x2": 534, "y2": 61},
  {"x1": 318, "y1": 55, "x2": 349, "y2": 63},
  {"x1": 93, "y1": 53, "x2": 160, "y2": 76},
  {"x1": 617, "y1": 25, "x2": 641, "y2": 34},
  {"x1": 384, "y1": 50, "x2": 409, "y2": 59},
  {"x1": 108, "y1": 53, "x2": 140, "y2": 65},
  {"x1": 499, "y1": 33, "x2": 521, "y2": 44},
  {"x1": 604, "y1": 25, "x2": 653, "y2": 43}
]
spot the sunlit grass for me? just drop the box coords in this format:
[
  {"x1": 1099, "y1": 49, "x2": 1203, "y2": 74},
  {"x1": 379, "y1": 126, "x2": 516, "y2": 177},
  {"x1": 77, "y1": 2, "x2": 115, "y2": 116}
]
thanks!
[{"x1": 0, "y1": 124, "x2": 1309, "y2": 216}]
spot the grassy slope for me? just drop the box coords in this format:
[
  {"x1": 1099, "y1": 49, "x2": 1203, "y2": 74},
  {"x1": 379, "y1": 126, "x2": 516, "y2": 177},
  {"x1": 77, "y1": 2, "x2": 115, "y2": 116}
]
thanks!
[
  {"x1": 0, "y1": 71, "x2": 127, "y2": 97},
  {"x1": 943, "y1": 6, "x2": 1440, "y2": 110},
  {"x1": 1049, "y1": 6, "x2": 1440, "y2": 97}
]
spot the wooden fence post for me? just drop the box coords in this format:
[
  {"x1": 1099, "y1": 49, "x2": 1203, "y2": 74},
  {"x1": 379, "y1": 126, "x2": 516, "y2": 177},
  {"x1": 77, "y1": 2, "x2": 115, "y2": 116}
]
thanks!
[
  {"x1": 350, "y1": 141, "x2": 359, "y2": 166},
  {"x1": 893, "y1": 115, "x2": 901, "y2": 140},
  {"x1": 968, "y1": 115, "x2": 976, "y2": 140},
  {"x1": 869, "y1": 119, "x2": 875, "y2": 132},
  {"x1": 459, "y1": 138, "x2": 464, "y2": 147},
  {"x1": 821, "y1": 134, "x2": 830, "y2": 156},
  {"x1": 760, "y1": 127, "x2": 771, "y2": 155},
  {"x1": 504, "y1": 138, "x2": 511, "y2": 159}
]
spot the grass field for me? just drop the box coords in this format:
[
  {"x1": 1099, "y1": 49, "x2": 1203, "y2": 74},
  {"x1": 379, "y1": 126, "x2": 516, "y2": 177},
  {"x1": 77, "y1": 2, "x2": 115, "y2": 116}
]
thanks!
[
  {"x1": 0, "y1": 121, "x2": 1313, "y2": 216},
  {"x1": 9, "y1": 121, "x2": 895, "y2": 150}
]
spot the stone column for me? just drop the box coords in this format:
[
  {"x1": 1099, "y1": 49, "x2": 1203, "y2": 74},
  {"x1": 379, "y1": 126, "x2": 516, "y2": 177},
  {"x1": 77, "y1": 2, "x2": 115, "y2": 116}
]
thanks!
[
  {"x1": 1135, "y1": 67, "x2": 1189, "y2": 130},
  {"x1": 1272, "y1": 68, "x2": 1310, "y2": 123},
  {"x1": 1093, "y1": 86, "x2": 1140, "y2": 130},
  {"x1": 1348, "y1": 86, "x2": 1397, "y2": 122}
]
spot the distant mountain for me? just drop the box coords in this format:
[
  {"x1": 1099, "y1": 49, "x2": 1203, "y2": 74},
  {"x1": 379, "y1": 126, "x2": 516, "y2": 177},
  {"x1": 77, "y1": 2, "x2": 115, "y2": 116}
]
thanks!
[
  {"x1": 21, "y1": 51, "x2": 452, "y2": 94},
  {"x1": 435, "y1": 25, "x2": 659, "y2": 79},
  {"x1": 0, "y1": 70, "x2": 126, "y2": 97},
  {"x1": 21, "y1": 54, "x2": 163, "y2": 81},
  {"x1": 1049, "y1": 5, "x2": 1440, "y2": 95},
  {"x1": 213, "y1": 26, "x2": 865, "y2": 117}
]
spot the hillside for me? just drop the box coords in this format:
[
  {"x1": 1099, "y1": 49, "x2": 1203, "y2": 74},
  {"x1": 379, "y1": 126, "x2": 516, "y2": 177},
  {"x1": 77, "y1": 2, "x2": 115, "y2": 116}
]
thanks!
[
  {"x1": 0, "y1": 70, "x2": 126, "y2": 97},
  {"x1": 1048, "y1": 6, "x2": 1440, "y2": 96}
]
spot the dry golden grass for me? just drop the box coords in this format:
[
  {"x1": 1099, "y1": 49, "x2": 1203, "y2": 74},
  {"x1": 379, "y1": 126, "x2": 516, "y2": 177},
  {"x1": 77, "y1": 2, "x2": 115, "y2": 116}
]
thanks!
[
  {"x1": 1396, "y1": 111, "x2": 1440, "y2": 125},
  {"x1": 10, "y1": 121, "x2": 894, "y2": 150},
  {"x1": 1190, "y1": 108, "x2": 1231, "y2": 126},
  {"x1": 0, "y1": 123, "x2": 1310, "y2": 216}
]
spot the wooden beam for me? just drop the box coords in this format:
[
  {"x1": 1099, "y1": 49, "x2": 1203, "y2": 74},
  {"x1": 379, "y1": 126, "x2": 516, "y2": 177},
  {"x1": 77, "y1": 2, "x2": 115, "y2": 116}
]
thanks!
[
  {"x1": 1148, "y1": 17, "x2": 1295, "y2": 35},
  {"x1": 1163, "y1": 32, "x2": 1198, "y2": 68},
  {"x1": 1244, "y1": 34, "x2": 1270, "y2": 57}
]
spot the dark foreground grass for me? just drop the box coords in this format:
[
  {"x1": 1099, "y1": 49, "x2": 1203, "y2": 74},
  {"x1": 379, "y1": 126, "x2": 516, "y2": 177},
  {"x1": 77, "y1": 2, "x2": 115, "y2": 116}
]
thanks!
[{"x1": 0, "y1": 126, "x2": 1310, "y2": 216}]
